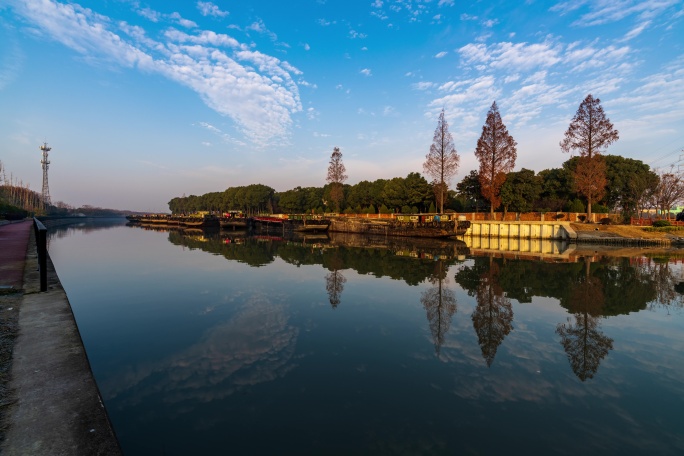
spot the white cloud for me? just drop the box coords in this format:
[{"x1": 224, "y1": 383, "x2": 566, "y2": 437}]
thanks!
[
  {"x1": 435, "y1": 51, "x2": 448, "y2": 58},
  {"x1": 304, "y1": 43, "x2": 310, "y2": 50},
  {"x1": 170, "y1": 12, "x2": 197, "y2": 29},
  {"x1": 136, "y1": 7, "x2": 161, "y2": 22},
  {"x1": 412, "y1": 81, "x2": 435, "y2": 90},
  {"x1": 360, "y1": 68, "x2": 372, "y2": 76},
  {"x1": 429, "y1": 75, "x2": 502, "y2": 137},
  {"x1": 439, "y1": 0, "x2": 455, "y2": 6},
  {"x1": 8, "y1": 0, "x2": 302, "y2": 147},
  {"x1": 196, "y1": 1, "x2": 229, "y2": 18},
  {"x1": 621, "y1": 20, "x2": 651, "y2": 41}
]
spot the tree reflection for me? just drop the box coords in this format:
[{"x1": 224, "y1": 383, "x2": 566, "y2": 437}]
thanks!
[
  {"x1": 325, "y1": 252, "x2": 346, "y2": 309},
  {"x1": 420, "y1": 259, "x2": 457, "y2": 356},
  {"x1": 471, "y1": 258, "x2": 513, "y2": 367},
  {"x1": 556, "y1": 258, "x2": 614, "y2": 381}
]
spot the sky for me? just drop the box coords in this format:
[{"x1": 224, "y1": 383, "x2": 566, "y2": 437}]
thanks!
[{"x1": 1, "y1": 0, "x2": 683, "y2": 212}]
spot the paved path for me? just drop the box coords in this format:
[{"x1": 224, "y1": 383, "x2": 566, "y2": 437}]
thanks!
[
  {"x1": 0, "y1": 220, "x2": 121, "y2": 455},
  {"x1": 0, "y1": 221, "x2": 31, "y2": 291}
]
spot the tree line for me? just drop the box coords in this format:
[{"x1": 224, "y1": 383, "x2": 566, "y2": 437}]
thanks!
[{"x1": 169, "y1": 94, "x2": 684, "y2": 221}]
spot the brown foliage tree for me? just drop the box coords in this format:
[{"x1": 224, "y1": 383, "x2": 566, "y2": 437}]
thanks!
[
  {"x1": 424, "y1": 109, "x2": 460, "y2": 213},
  {"x1": 474, "y1": 101, "x2": 517, "y2": 216},
  {"x1": 326, "y1": 147, "x2": 347, "y2": 212},
  {"x1": 560, "y1": 94, "x2": 619, "y2": 220},
  {"x1": 573, "y1": 155, "x2": 607, "y2": 213}
]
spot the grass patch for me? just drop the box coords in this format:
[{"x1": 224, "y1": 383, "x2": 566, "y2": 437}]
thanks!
[{"x1": 643, "y1": 226, "x2": 684, "y2": 233}]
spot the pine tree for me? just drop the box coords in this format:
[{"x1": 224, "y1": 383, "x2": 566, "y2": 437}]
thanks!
[
  {"x1": 474, "y1": 101, "x2": 517, "y2": 216},
  {"x1": 424, "y1": 109, "x2": 460, "y2": 213},
  {"x1": 561, "y1": 94, "x2": 619, "y2": 220}
]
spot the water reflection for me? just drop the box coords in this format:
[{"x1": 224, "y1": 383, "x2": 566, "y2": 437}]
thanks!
[
  {"x1": 420, "y1": 259, "x2": 457, "y2": 355},
  {"x1": 556, "y1": 259, "x2": 614, "y2": 381},
  {"x1": 325, "y1": 250, "x2": 347, "y2": 309},
  {"x1": 103, "y1": 293, "x2": 299, "y2": 410},
  {"x1": 471, "y1": 258, "x2": 514, "y2": 367},
  {"x1": 45, "y1": 223, "x2": 684, "y2": 454}
]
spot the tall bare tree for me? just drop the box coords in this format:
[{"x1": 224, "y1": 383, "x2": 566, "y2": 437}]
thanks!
[
  {"x1": 561, "y1": 94, "x2": 619, "y2": 220},
  {"x1": 474, "y1": 101, "x2": 517, "y2": 216},
  {"x1": 424, "y1": 109, "x2": 460, "y2": 213},
  {"x1": 652, "y1": 171, "x2": 684, "y2": 219},
  {"x1": 326, "y1": 147, "x2": 347, "y2": 212}
]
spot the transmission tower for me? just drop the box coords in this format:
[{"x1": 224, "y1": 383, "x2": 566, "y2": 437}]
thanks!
[{"x1": 40, "y1": 142, "x2": 52, "y2": 210}]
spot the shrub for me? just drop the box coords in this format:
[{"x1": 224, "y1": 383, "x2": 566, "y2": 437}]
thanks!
[
  {"x1": 653, "y1": 220, "x2": 671, "y2": 227},
  {"x1": 401, "y1": 205, "x2": 412, "y2": 214},
  {"x1": 378, "y1": 204, "x2": 392, "y2": 214},
  {"x1": 593, "y1": 204, "x2": 609, "y2": 213},
  {"x1": 566, "y1": 199, "x2": 585, "y2": 213},
  {"x1": 600, "y1": 217, "x2": 613, "y2": 225}
]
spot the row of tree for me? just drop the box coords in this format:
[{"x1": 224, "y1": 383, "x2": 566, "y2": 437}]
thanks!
[
  {"x1": 168, "y1": 94, "x2": 683, "y2": 220},
  {"x1": 167, "y1": 154, "x2": 681, "y2": 221}
]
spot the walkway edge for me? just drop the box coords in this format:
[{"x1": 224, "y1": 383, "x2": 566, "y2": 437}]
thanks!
[{"x1": 1, "y1": 228, "x2": 121, "y2": 455}]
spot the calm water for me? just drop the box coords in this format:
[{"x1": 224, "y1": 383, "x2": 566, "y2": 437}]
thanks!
[{"x1": 47, "y1": 220, "x2": 684, "y2": 455}]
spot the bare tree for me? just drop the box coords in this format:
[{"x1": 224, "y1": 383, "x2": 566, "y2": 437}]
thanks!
[
  {"x1": 561, "y1": 94, "x2": 619, "y2": 220},
  {"x1": 326, "y1": 147, "x2": 347, "y2": 212},
  {"x1": 652, "y1": 171, "x2": 684, "y2": 219},
  {"x1": 424, "y1": 109, "x2": 460, "y2": 213},
  {"x1": 474, "y1": 101, "x2": 517, "y2": 216}
]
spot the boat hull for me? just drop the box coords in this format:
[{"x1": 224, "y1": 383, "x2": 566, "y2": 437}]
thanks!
[{"x1": 328, "y1": 217, "x2": 469, "y2": 238}]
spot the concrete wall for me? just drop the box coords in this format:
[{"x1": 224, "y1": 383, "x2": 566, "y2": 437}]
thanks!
[{"x1": 465, "y1": 221, "x2": 576, "y2": 240}]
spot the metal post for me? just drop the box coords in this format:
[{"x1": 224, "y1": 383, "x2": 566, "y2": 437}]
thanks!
[{"x1": 33, "y1": 217, "x2": 48, "y2": 292}]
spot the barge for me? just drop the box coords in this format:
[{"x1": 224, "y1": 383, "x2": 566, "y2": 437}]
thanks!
[{"x1": 328, "y1": 215, "x2": 470, "y2": 239}]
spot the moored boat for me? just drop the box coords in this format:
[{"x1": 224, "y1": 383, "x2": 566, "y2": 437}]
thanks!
[
  {"x1": 180, "y1": 214, "x2": 220, "y2": 228},
  {"x1": 328, "y1": 215, "x2": 470, "y2": 239}
]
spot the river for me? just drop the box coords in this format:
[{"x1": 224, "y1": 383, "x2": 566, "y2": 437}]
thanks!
[{"x1": 46, "y1": 219, "x2": 684, "y2": 455}]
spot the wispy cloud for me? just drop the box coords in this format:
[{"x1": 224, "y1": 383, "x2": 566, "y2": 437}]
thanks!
[
  {"x1": 360, "y1": 68, "x2": 372, "y2": 76},
  {"x1": 7, "y1": 0, "x2": 302, "y2": 147},
  {"x1": 196, "y1": 1, "x2": 229, "y2": 18},
  {"x1": 551, "y1": 0, "x2": 681, "y2": 27},
  {"x1": 435, "y1": 51, "x2": 448, "y2": 58}
]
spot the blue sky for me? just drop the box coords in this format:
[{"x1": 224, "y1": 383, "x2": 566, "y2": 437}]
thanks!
[{"x1": 1, "y1": 0, "x2": 683, "y2": 212}]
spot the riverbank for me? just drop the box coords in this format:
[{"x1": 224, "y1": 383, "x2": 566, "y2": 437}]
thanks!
[
  {"x1": 570, "y1": 223, "x2": 683, "y2": 246},
  {"x1": 0, "y1": 220, "x2": 121, "y2": 455}
]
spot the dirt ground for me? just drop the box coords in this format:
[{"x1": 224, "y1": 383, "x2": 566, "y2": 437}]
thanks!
[{"x1": 569, "y1": 223, "x2": 682, "y2": 240}]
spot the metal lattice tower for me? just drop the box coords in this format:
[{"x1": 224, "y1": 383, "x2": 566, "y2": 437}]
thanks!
[{"x1": 40, "y1": 142, "x2": 52, "y2": 209}]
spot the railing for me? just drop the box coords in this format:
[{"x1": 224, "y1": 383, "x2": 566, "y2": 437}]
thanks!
[
  {"x1": 33, "y1": 217, "x2": 48, "y2": 292},
  {"x1": 630, "y1": 218, "x2": 684, "y2": 226}
]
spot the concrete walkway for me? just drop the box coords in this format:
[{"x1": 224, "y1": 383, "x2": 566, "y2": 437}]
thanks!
[{"x1": 0, "y1": 220, "x2": 121, "y2": 455}]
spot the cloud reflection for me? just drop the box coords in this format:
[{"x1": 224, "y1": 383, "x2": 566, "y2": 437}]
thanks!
[{"x1": 101, "y1": 293, "x2": 299, "y2": 413}]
